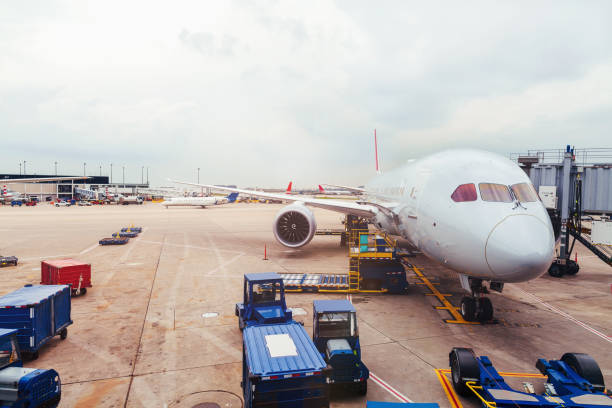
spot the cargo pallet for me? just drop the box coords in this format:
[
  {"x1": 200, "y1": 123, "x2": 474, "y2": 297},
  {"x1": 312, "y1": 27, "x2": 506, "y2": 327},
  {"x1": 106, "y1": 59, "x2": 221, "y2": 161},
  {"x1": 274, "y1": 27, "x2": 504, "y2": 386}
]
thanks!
[{"x1": 281, "y1": 216, "x2": 408, "y2": 294}]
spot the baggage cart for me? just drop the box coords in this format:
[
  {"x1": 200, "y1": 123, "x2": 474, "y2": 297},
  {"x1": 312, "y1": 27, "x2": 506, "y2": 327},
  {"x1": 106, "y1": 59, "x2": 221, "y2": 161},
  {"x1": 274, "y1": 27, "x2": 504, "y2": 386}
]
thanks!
[
  {"x1": 41, "y1": 259, "x2": 92, "y2": 296},
  {"x1": 99, "y1": 237, "x2": 129, "y2": 245},
  {"x1": 0, "y1": 285, "x2": 72, "y2": 359},
  {"x1": 0, "y1": 256, "x2": 18, "y2": 267},
  {"x1": 121, "y1": 227, "x2": 142, "y2": 233},
  {"x1": 112, "y1": 231, "x2": 138, "y2": 238}
]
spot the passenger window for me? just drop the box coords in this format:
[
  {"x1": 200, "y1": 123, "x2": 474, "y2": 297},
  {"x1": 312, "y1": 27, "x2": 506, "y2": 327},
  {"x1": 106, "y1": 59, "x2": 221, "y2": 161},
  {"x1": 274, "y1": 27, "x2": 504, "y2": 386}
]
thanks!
[
  {"x1": 451, "y1": 184, "x2": 477, "y2": 202},
  {"x1": 511, "y1": 183, "x2": 538, "y2": 202},
  {"x1": 479, "y1": 183, "x2": 513, "y2": 203}
]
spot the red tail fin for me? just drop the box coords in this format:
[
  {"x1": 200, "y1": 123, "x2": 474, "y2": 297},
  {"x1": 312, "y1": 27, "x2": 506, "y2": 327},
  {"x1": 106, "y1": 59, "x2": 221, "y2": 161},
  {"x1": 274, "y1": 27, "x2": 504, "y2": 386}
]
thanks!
[
  {"x1": 1, "y1": 185, "x2": 6, "y2": 195},
  {"x1": 318, "y1": 185, "x2": 325, "y2": 193},
  {"x1": 286, "y1": 182, "x2": 292, "y2": 193}
]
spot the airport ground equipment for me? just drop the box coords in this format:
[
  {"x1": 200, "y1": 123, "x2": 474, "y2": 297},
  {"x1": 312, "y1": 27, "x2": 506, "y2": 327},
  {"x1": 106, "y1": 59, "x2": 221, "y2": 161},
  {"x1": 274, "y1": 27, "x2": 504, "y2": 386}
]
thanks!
[
  {"x1": 313, "y1": 300, "x2": 369, "y2": 394},
  {"x1": 112, "y1": 231, "x2": 138, "y2": 238},
  {"x1": 235, "y1": 273, "x2": 292, "y2": 330},
  {"x1": 0, "y1": 328, "x2": 61, "y2": 407},
  {"x1": 10, "y1": 201, "x2": 22, "y2": 207},
  {"x1": 121, "y1": 227, "x2": 142, "y2": 233},
  {"x1": 0, "y1": 257, "x2": 18, "y2": 267},
  {"x1": 449, "y1": 347, "x2": 611, "y2": 407},
  {"x1": 41, "y1": 259, "x2": 91, "y2": 296},
  {"x1": 242, "y1": 321, "x2": 330, "y2": 408},
  {"x1": 99, "y1": 237, "x2": 129, "y2": 245},
  {"x1": 0, "y1": 285, "x2": 72, "y2": 359}
]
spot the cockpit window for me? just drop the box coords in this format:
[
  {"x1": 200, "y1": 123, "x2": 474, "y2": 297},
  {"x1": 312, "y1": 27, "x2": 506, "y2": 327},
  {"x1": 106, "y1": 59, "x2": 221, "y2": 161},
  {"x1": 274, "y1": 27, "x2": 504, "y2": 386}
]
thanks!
[
  {"x1": 511, "y1": 183, "x2": 539, "y2": 202},
  {"x1": 451, "y1": 184, "x2": 477, "y2": 202},
  {"x1": 479, "y1": 183, "x2": 513, "y2": 202}
]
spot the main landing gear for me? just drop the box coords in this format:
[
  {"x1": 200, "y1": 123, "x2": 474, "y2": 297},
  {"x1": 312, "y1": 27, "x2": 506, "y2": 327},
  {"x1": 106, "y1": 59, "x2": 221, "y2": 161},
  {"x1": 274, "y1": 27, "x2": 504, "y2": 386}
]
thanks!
[{"x1": 459, "y1": 278, "x2": 499, "y2": 322}]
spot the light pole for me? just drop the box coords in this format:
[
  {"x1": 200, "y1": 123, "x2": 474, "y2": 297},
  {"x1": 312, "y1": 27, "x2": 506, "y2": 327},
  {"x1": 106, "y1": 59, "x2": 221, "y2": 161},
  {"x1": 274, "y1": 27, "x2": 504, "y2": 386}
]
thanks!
[
  {"x1": 99, "y1": 165, "x2": 102, "y2": 176},
  {"x1": 110, "y1": 163, "x2": 113, "y2": 184},
  {"x1": 141, "y1": 166, "x2": 144, "y2": 185},
  {"x1": 146, "y1": 167, "x2": 149, "y2": 185},
  {"x1": 23, "y1": 161, "x2": 26, "y2": 175},
  {"x1": 198, "y1": 167, "x2": 201, "y2": 195},
  {"x1": 54, "y1": 161, "x2": 58, "y2": 176},
  {"x1": 83, "y1": 162, "x2": 86, "y2": 176},
  {"x1": 19, "y1": 162, "x2": 22, "y2": 175},
  {"x1": 122, "y1": 165, "x2": 125, "y2": 187}
]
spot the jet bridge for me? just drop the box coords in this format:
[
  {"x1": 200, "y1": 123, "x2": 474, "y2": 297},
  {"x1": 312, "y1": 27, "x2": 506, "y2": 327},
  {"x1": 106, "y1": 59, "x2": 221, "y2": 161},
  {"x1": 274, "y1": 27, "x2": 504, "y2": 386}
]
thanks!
[{"x1": 513, "y1": 146, "x2": 612, "y2": 273}]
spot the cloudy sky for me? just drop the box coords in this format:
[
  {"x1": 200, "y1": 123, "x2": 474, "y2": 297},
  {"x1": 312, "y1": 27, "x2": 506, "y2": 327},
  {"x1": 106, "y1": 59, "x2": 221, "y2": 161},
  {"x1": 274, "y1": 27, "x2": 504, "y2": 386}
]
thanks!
[{"x1": 1, "y1": 1, "x2": 611, "y2": 187}]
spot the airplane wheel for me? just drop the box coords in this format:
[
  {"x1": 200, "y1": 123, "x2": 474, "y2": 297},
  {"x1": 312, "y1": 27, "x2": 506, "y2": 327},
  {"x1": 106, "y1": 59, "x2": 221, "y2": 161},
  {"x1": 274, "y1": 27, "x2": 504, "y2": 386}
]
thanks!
[
  {"x1": 548, "y1": 263, "x2": 563, "y2": 277},
  {"x1": 356, "y1": 380, "x2": 367, "y2": 395},
  {"x1": 561, "y1": 353, "x2": 605, "y2": 392},
  {"x1": 460, "y1": 297, "x2": 476, "y2": 321},
  {"x1": 566, "y1": 260, "x2": 580, "y2": 275},
  {"x1": 450, "y1": 347, "x2": 479, "y2": 397},
  {"x1": 476, "y1": 297, "x2": 493, "y2": 322}
]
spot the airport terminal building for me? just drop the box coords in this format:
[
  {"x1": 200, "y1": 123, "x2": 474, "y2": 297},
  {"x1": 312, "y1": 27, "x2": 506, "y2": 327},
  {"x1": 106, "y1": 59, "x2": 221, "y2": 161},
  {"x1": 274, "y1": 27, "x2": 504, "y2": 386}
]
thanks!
[{"x1": 0, "y1": 174, "x2": 149, "y2": 201}]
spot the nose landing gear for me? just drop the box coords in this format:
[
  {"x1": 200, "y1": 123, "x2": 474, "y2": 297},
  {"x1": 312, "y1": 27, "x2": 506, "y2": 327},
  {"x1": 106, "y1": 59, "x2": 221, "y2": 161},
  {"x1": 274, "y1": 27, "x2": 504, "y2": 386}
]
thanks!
[{"x1": 459, "y1": 278, "x2": 496, "y2": 322}]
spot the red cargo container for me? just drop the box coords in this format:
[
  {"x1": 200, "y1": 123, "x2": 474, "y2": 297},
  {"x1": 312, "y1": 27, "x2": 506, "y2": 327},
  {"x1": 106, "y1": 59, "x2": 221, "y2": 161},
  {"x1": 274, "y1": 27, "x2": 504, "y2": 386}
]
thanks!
[{"x1": 41, "y1": 258, "x2": 92, "y2": 295}]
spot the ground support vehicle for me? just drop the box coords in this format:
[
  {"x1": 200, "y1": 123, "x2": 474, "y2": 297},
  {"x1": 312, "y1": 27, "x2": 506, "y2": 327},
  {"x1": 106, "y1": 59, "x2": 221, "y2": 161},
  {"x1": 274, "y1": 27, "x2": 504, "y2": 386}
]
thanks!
[
  {"x1": 235, "y1": 273, "x2": 292, "y2": 330},
  {"x1": 242, "y1": 321, "x2": 330, "y2": 408},
  {"x1": 449, "y1": 347, "x2": 612, "y2": 407},
  {"x1": 112, "y1": 231, "x2": 138, "y2": 238},
  {"x1": 0, "y1": 328, "x2": 61, "y2": 407},
  {"x1": 121, "y1": 227, "x2": 142, "y2": 233},
  {"x1": 25, "y1": 201, "x2": 36, "y2": 207},
  {"x1": 77, "y1": 201, "x2": 91, "y2": 206},
  {"x1": 0, "y1": 257, "x2": 18, "y2": 267},
  {"x1": 41, "y1": 259, "x2": 91, "y2": 296},
  {"x1": 99, "y1": 237, "x2": 129, "y2": 245},
  {"x1": 313, "y1": 300, "x2": 369, "y2": 394},
  {"x1": 10, "y1": 201, "x2": 22, "y2": 207},
  {"x1": 54, "y1": 201, "x2": 70, "y2": 207},
  {"x1": 0, "y1": 285, "x2": 72, "y2": 359},
  {"x1": 367, "y1": 403, "x2": 439, "y2": 408}
]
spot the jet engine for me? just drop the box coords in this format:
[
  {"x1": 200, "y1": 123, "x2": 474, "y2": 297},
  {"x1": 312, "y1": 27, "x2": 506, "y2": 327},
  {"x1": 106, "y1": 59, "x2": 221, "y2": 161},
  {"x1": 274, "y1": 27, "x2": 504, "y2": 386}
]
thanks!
[{"x1": 273, "y1": 203, "x2": 317, "y2": 248}]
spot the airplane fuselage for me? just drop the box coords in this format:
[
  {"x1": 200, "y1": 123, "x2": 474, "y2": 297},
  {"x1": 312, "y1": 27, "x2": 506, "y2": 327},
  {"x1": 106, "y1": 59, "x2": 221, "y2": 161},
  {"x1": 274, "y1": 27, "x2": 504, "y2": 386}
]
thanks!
[{"x1": 363, "y1": 149, "x2": 555, "y2": 283}]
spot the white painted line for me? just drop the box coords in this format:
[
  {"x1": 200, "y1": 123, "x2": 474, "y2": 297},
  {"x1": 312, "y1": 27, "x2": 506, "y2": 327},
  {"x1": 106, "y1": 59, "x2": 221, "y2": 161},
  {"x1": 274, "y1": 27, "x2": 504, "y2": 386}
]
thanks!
[
  {"x1": 516, "y1": 287, "x2": 611, "y2": 343},
  {"x1": 139, "y1": 239, "x2": 243, "y2": 254},
  {"x1": 370, "y1": 372, "x2": 413, "y2": 402},
  {"x1": 79, "y1": 243, "x2": 99, "y2": 254},
  {"x1": 346, "y1": 293, "x2": 412, "y2": 403},
  {"x1": 21, "y1": 254, "x2": 75, "y2": 261}
]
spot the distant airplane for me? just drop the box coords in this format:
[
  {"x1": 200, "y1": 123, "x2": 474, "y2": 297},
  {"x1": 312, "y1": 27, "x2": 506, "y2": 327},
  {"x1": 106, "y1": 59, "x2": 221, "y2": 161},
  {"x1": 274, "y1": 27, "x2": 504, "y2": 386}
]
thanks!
[
  {"x1": 317, "y1": 184, "x2": 355, "y2": 195},
  {"x1": 172, "y1": 138, "x2": 555, "y2": 322},
  {"x1": 164, "y1": 192, "x2": 239, "y2": 208},
  {"x1": 0, "y1": 185, "x2": 24, "y2": 203}
]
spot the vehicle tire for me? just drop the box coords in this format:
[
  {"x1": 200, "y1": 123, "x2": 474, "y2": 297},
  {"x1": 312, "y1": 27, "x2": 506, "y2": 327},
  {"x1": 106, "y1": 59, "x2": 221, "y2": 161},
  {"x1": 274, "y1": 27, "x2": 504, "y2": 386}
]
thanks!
[
  {"x1": 460, "y1": 297, "x2": 476, "y2": 321},
  {"x1": 476, "y1": 297, "x2": 494, "y2": 322},
  {"x1": 31, "y1": 351, "x2": 39, "y2": 360},
  {"x1": 60, "y1": 328, "x2": 68, "y2": 340},
  {"x1": 81, "y1": 288, "x2": 87, "y2": 295},
  {"x1": 450, "y1": 347, "x2": 480, "y2": 397},
  {"x1": 357, "y1": 380, "x2": 367, "y2": 395},
  {"x1": 561, "y1": 353, "x2": 605, "y2": 392},
  {"x1": 566, "y1": 260, "x2": 580, "y2": 275},
  {"x1": 55, "y1": 204, "x2": 59, "y2": 207},
  {"x1": 239, "y1": 318, "x2": 245, "y2": 331},
  {"x1": 548, "y1": 263, "x2": 563, "y2": 277}
]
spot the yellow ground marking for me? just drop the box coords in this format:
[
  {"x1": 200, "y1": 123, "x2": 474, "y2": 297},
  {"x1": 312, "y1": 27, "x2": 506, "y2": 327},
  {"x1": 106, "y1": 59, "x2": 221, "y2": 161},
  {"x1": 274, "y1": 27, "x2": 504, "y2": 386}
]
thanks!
[
  {"x1": 435, "y1": 368, "x2": 547, "y2": 408},
  {"x1": 411, "y1": 266, "x2": 479, "y2": 325}
]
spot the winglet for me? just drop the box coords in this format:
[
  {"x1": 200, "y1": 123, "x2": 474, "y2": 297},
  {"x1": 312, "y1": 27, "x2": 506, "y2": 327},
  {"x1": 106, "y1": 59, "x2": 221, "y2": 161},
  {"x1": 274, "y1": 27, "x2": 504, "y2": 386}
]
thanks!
[{"x1": 318, "y1": 185, "x2": 325, "y2": 193}]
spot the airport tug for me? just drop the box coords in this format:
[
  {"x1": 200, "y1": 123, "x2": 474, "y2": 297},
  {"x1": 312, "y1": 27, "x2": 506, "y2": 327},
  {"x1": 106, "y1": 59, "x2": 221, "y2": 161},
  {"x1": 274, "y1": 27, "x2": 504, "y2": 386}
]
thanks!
[{"x1": 450, "y1": 347, "x2": 611, "y2": 407}]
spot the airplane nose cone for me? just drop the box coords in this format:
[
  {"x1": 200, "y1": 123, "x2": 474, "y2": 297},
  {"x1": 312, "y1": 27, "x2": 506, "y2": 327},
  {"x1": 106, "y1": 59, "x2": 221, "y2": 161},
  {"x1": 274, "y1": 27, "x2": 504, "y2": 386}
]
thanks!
[{"x1": 485, "y1": 215, "x2": 555, "y2": 282}]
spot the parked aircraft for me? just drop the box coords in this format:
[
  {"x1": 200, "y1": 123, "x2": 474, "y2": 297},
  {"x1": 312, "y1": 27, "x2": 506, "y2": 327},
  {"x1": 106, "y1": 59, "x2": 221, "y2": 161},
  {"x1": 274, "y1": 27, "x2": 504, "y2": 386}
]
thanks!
[
  {"x1": 164, "y1": 192, "x2": 239, "y2": 208},
  {"x1": 318, "y1": 185, "x2": 355, "y2": 195},
  {"x1": 171, "y1": 148, "x2": 555, "y2": 322},
  {"x1": 0, "y1": 185, "x2": 25, "y2": 203}
]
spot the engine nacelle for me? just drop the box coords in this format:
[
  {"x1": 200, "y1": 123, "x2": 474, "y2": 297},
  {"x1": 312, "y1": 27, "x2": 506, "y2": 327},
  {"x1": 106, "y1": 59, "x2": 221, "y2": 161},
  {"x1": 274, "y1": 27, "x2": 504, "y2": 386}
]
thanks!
[{"x1": 273, "y1": 204, "x2": 317, "y2": 248}]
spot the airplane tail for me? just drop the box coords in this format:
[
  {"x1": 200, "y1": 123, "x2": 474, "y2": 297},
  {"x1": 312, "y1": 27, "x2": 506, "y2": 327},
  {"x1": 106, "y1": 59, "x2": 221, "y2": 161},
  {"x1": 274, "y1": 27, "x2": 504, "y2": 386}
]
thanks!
[
  {"x1": 226, "y1": 192, "x2": 239, "y2": 203},
  {"x1": 286, "y1": 182, "x2": 293, "y2": 193},
  {"x1": 318, "y1": 185, "x2": 325, "y2": 193},
  {"x1": 1, "y1": 186, "x2": 6, "y2": 196}
]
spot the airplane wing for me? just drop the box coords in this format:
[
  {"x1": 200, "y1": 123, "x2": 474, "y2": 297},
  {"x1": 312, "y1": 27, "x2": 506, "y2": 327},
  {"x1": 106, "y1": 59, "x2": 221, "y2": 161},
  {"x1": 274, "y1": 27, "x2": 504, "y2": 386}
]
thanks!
[
  {"x1": 170, "y1": 180, "x2": 380, "y2": 218},
  {"x1": 0, "y1": 176, "x2": 90, "y2": 183},
  {"x1": 321, "y1": 183, "x2": 366, "y2": 194}
]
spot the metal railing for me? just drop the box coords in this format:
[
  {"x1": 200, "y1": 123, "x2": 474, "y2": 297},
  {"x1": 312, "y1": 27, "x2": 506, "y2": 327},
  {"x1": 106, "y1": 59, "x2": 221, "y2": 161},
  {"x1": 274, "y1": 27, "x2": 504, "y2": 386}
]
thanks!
[{"x1": 510, "y1": 148, "x2": 612, "y2": 166}]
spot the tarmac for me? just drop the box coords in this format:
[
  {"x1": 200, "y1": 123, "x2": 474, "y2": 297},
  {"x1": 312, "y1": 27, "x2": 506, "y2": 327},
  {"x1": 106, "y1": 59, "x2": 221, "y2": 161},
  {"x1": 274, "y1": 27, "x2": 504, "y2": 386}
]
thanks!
[{"x1": 0, "y1": 202, "x2": 610, "y2": 407}]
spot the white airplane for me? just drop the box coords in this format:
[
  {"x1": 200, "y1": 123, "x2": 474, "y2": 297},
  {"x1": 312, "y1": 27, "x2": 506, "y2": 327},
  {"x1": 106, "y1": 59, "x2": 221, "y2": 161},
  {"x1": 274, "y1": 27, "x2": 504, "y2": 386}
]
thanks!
[
  {"x1": 171, "y1": 148, "x2": 555, "y2": 322},
  {"x1": 1, "y1": 185, "x2": 25, "y2": 203},
  {"x1": 164, "y1": 192, "x2": 239, "y2": 208},
  {"x1": 318, "y1": 184, "x2": 357, "y2": 196}
]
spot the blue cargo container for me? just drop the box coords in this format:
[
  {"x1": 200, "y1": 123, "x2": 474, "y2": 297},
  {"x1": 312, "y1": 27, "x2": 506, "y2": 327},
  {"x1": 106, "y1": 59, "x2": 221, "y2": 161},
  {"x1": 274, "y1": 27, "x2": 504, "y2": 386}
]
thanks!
[
  {"x1": 0, "y1": 285, "x2": 72, "y2": 359},
  {"x1": 242, "y1": 321, "x2": 330, "y2": 408}
]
